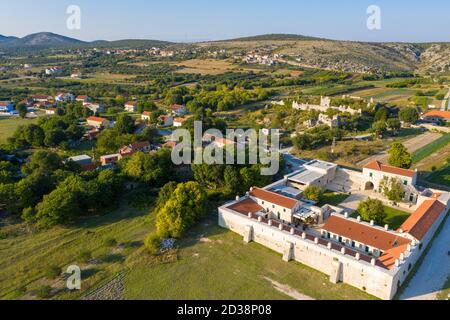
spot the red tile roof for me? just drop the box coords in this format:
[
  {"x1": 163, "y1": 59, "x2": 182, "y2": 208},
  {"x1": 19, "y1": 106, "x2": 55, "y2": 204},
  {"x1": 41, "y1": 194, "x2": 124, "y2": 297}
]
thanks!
[
  {"x1": 323, "y1": 215, "x2": 411, "y2": 252},
  {"x1": 229, "y1": 198, "x2": 264, "y2": 215},
  {"x1": 423, "y1": 110, "x2": 450, "y2": 119},
  {"x1": 125, "y1": 101, "x2": 138, "y2": 106},
  {"x1": 363, "y1": 161, "x2": 416, "y2": 178},
  {"x1": 87, "y1": 116, "x2": 108, "y2": 123},
  {"x1": 399, "y1": 200, "x2": 446, "y2": 240},
  {"x1": 171, "y1": 104, "x2": 185, "y2": 110},
  {"x1": 250, "y1": 187, "x2": 298, "y2": 209}
]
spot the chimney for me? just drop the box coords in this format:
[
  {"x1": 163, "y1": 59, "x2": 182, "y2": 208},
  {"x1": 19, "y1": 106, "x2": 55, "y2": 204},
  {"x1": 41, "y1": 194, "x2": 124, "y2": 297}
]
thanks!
[
  {"x1": 370, "y1": 220, "x2": 375, "y2": 226},
  {"x1": 235, "y1": 195, "x2": 240, "y2": 201},
  {"x1": 399, "y1": 228, "x2": 404, "y2": 233},
  {"x1": 258, "y1": 216, "x2": 262, "y2": 222},
  {"x1": 384, "y1": 224, "x2": 389, "y2": 231},
  {"x1": 248, "y1": 212, "x2": 252, "y2": 218},
  {"x1": 344, "y1": 212, "x2": 349, "y2": 218},
  {"x1": 250, "y1": 187, "x2": 254, "y2": 192},
  {"x1": 357, "y1": 216, "x2": 361, "y2": 222}
]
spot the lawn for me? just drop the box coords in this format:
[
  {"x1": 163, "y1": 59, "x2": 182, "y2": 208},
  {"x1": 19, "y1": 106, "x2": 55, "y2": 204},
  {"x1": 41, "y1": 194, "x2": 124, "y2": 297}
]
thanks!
[
  {"x1": 319, "y1": 192, "x2": 349, "y2": 207},
  {"x1": 124, "y1": 214, "x2": 377, "y2": 300},
  {"x1": 412, "y1": 134, "x2": 450, "y2": 164},
  {"x1": 426, "y1": 163, "x2": 450, "y2": 187},
  {"x1": 0, "y1": 201, "x2": 377, "y2": 300},
  {"x1": 352, "y1": 206, "x2": 410, "y2": 230},
  {"x1": 0, "y1": 117, "x2": 38, "y2": 145}
]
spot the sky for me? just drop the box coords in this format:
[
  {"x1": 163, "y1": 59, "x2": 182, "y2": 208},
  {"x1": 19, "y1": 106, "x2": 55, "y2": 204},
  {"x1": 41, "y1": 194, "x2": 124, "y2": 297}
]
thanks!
[{"x1": 1, "y1": 0, "x2": 449, "y2": 43}]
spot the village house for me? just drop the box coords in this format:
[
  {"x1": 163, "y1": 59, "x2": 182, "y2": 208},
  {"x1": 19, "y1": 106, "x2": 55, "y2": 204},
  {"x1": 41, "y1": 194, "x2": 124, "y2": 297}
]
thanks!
[
  {"x1": 124, "y1": 101, "x2": 138, "y2": 113},
  {"x1": 173, "y1": 117, "x2": 186, "y2": 127},
  {"x1": 171, "y1": 104, "x2": 188, "y2": 116},
  {"x1": 119, "y1": 141, "x2": 151, "y2": 158},
  {"x1": 100, "y1": 154, "x2": 121, "y2": 166},
  {"x1": 45, "y1": 108, "x2": 57, "y2": 115},
  {"x1": 83, "y1": 102, "x2": 105, "y2": 114},
  {"x1": 45, "y1": 66, "x2": 65, "y2": 76},
  {"x1": 0, "y1": 101, "x2": 15, "y2": 113},
  {"x1": 141, "y1": 111, "x2": 152, "y2": 122},
  {"x1": 86, "y1": 116, "x2": 110, "y2": 129},
  {"x1": 158, "y1": 115, "x2": 174, "y2": 127},
  {"x1": 55, "y1": 92, "x2": 75, "y2": 103},
  {"x1": 218, "y1": 158, "x2": 450, "y2": 300},
  {"x1": 67, "y1": 155, "x2": 96, "y2": 171},
  {"x1": 421, "y1": 110, "x2": 450, "y2": 123},
  {"x1": 76, "y1": 95, "x2": 91, "y2": 103},
  {"x1": 32, "y1": 95, "x2": 52, "y2": 103}
]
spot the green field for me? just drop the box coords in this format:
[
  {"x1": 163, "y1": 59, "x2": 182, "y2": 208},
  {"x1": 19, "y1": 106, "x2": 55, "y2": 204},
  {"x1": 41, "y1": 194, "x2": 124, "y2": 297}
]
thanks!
[
  {"x1": 0, "y1": 117, "x2": 38, "y2": 145},
  {"x1": 426, "y1": 163, "x2": 450, "y2": 187},
  {"x1": 412, "y1": 134, "x2": 450, "y2": 164},
  {"x1": 0, "y1": 202, "x2": 376, "y2": 300},
  {"x1": 319, "y1": 192, "x2": 349, "y2": 207},
  {"x1": 352, "y1": 206, "x2": 410, "y2": 230}
]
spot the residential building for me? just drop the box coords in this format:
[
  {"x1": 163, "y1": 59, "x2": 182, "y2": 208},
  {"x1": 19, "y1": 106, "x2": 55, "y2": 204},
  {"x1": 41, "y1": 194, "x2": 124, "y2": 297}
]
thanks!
[
  {"x1": 45, "y1": 108, "x2": 56, "y2": 115},
  {"x1": 173, "y1": 117, "x2": 186, "y2": 127},
  {"x1": 76, "y1": 95, "x2": 91, "y2": 103},
  {"x1": 86, "y1": 116, "x2": 110, "y2": 129},
  {"x1": 84, "y1": 102, "x2": 105, "y2": 114},
  {"x1": 141, "y1": 111, "x2": 152, "y2": 122},
  {"x1": 55, "y1": 92, "x2": 75, "y2": 103},
  {"x1": 124, "y1": 101, "x2": 138, "y2": 113},
  {"x1": 32, "y1": 95, "x2": 52, "y2": 103},
  {"x1": 67, "y1": 155, "x2": 96, "y2": 171},
  {"x1": 100, "y1": 154, "x2": 121, "y2": 166},
  {"x1": 119, "y1": 141, "x2": 151, "y2": 158},
  {"x1": 45, "y1": 66, "x2": 65, "y2": 76},
  {"x1": 421, "y1": 110, "x2": 450, "y2": 123},
  {"x1": 171, "y1": 104, "x2": 188, "y2": 116},
  {"x1": 158, "y1": 115, "x2": 174, "y2": 127},
  {"x1": 0, "y1": 101, "x2": 15, "y2": 113}
]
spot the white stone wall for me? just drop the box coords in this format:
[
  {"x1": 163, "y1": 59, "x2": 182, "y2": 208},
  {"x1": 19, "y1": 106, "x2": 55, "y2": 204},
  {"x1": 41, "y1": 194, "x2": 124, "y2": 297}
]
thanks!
[{"x1": 219, "y1": 206, "x2": 401, "y2": 300}]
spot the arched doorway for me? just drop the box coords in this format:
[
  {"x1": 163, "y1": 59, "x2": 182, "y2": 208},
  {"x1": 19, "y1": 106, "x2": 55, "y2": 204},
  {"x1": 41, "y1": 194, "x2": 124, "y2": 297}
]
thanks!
[{"x1": 364, "y1": 181, "x2": 375, "y2": 191}]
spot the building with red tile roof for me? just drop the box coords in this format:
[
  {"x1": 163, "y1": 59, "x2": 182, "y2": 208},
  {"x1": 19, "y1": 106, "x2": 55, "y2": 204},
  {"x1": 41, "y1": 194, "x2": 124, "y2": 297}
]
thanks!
[{"x1": 422, "y1": 110, "x2": 450, "y2": 123}]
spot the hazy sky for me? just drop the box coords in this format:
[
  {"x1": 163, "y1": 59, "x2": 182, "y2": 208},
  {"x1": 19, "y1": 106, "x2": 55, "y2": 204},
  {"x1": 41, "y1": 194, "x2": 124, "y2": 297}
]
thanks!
[{"x1": 1, "y1": 0, "x2": 449, "y2": 43}]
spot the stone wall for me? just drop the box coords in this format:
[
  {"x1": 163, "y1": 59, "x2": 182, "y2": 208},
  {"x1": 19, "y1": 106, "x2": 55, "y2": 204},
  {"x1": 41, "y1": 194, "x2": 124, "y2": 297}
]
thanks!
[{"x1": 219, "y1": 205, "x2": 401, "y2": 300}]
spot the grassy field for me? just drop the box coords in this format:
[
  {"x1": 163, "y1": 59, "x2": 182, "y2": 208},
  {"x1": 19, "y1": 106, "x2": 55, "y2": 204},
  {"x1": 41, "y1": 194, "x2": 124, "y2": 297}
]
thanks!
[
  {"x1": 319, "y1": 192, "x2": 349, "y2": 207},
  {"x1": 426, "y1": 163, "x2": 450, "y2": 187},
  {"x1": 0, "y1": 117, "x2": 38, "y2": 145},
  {"x1": 174, "y1": 59, "x2": 240, "y2": 75},
  {"x1": 124, "y1": 213, "x2": 377, "y2": 300},
  {"x1": 412, "y1": 134, "x2": 450, "y2": 164},
  {"x1": 0, "y1": 200, "x2": 377, "y2": 300},
  {"x1": 352, "y1": 206, "x2": 410, "y2": 230}
]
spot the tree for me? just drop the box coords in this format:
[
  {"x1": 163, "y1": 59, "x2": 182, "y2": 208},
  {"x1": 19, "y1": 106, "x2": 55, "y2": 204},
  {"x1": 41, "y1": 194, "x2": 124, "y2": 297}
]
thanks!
[
  {"x1": 374, "y1": 107, "x2": 388, "y2": 123},
  {"x1": 224, "y1": 166, "x2": 240, "y2": 195},
  {"x1": 155, "y1": 181, "x2": 207, "y2": 238},
  {"x1": 293, "y1": 134, "x2": 312, "y2": 151},
  {"x1": 0, "y1": 161, "x2": 16, "y2": 184},
  {"x1": 372, "y1": 121, "x2": 387, "y2": 138},
  {"x1": 380, "y1": 177, "x2": 405, "y2": 204},
  {"x1": 388, "y1": 142, "x2": 412, "y2": 169},
  {"x1": 386, "y1": 118, "x2": 401, "y2": 135},
  {"x1": 399, "y1": 107, "x2": 419, "y2": 125},
  {"x1": 22, "y1": 151, "x2": 63, "y2": 175},
  {"x1": 303, "y1": 185, "x2": 323, "y2": 202},
  {"x1": 44, "y1": 129, "x2": 66, "y2": 147},
  {"x1": 115, "y1": 114, "x2": 135, "y2": 134},
  {"x1": 357, "y1": 198, "x2": 386, "y2": 225},
  {"x1": 144, "y1": 233, "x2": 161, "y2": 255},
  {"x1": 16, "y1": 103, "x2": 28, "y2": 119}
]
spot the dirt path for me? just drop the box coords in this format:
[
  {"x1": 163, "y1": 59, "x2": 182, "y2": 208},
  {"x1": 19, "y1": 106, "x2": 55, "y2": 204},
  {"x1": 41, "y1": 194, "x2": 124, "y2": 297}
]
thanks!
[
  {"x1": 263, "y1": 277, "x2": 315, "y2": 300},
  {"x1": 358, "y1": 132, "x2": 442, "y2": 167}
]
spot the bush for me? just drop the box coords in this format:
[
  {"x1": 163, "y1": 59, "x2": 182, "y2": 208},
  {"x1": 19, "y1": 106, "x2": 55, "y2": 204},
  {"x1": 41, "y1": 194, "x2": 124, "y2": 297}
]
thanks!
[
  {"x1": 35, "y1": 285, "x2": 52, "y2": 299},
  {"x1": 45, "y1": 265, "x2": 61, "y2": 279},
  {"x1": 144, "y1": 233, "x2": 161, "y2": 255},
  {"x1": 78, "y1": 251, "x2": 92, "y2": 263}
]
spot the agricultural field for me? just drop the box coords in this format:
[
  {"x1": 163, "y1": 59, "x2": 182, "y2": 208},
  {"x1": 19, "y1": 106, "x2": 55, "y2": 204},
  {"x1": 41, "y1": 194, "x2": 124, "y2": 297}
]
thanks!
[
  {"x1": 0, "y1": 117, "x2": 38, "y2": 145},
  {"x1": 174, "y1": 59, "x2": 241, "y2": 75}
]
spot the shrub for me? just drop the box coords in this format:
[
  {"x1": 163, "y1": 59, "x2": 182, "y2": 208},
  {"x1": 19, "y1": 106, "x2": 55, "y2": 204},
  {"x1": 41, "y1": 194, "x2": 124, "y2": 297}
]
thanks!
[
  {"x1": 35, "y1": 285, "x2": 52, "y2": 299},
  {"x1": 45, "y1": 265, "x2": 61, "y2": 279},
  {"x1": 303, "y1": 185, "x2": 324, "y2": 202},
  {"x1": 144, "y1": 233, "x2": 161, "y2": 255}
]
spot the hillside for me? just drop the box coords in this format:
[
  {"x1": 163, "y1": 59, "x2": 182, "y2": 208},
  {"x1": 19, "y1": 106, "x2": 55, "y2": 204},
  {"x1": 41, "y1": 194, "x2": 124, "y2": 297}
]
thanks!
[{"x1": 0, "y1": 35, "x2": 18, "y2": 43}]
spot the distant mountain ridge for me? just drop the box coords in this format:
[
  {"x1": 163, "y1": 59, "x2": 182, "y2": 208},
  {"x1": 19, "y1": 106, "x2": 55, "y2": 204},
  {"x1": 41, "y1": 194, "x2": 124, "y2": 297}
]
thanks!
[{"x1": 0, "y1": 34, "x2": 19, "y2": 43}]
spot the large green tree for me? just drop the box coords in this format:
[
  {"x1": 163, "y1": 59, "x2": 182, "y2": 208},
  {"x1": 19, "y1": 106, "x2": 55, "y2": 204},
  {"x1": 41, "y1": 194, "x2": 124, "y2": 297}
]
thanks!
[
  {"x1": 399, "y1": 107, "x2": 419, "y2": 125},
  {"x1": 357, "y1": 198, "x2": 386, "y2": 225},
  {"x1": 388, "y1": 142, "x2": 412, "y2": 169}
]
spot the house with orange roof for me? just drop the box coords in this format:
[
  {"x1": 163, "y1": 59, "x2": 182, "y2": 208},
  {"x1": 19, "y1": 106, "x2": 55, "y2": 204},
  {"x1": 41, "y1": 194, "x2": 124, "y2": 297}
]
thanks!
[
  {"x1": 362, "y1": 160, "x2": 418, "y2": 203},
  {"x1": 421, "y1": 110, "x2": 450, "y2": 123},
  {"x1": 124, "y1": 101, "x2": 138, "y2": 113},
  {"x1": 86, "y1": 116, "x2": 110, "y2": 129}
]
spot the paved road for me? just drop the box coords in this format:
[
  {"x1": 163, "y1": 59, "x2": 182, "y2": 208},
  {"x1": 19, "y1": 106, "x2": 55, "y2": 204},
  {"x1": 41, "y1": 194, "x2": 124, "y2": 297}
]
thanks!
[
  {"x1": 358, "y1": 132, "x2": 442, "y2": 167},
  {"x1": 400, "y1": 215, "x2": 450, "y2": 300},
  {"x1": 441, "y1": 87, "x2": 450, "y2": 111}
]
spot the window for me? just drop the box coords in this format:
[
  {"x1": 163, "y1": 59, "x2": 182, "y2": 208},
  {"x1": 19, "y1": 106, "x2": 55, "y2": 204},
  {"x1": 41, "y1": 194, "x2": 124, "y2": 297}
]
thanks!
[
  {"x1": 369, "y1": 173, "x2": 373, "y2": 178},
  {"x1": 403, "y1": 180, "x2": 408, "y2": 186}
]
